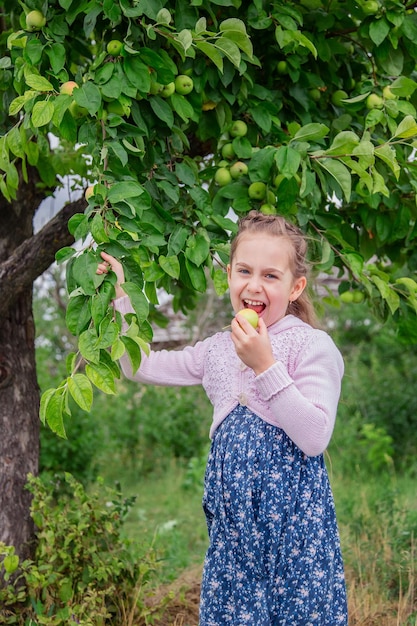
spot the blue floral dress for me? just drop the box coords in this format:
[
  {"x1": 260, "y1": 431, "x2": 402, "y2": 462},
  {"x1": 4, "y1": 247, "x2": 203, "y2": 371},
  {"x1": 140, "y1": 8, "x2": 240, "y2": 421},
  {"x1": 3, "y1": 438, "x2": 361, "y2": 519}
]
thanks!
[{"x1": 199, "y1": 405, "x2": 348, "y2": 625}]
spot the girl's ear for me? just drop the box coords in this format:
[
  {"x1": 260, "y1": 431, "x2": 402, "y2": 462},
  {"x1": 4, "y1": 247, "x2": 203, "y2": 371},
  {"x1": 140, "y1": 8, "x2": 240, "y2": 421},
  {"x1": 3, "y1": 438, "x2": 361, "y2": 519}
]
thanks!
[
  {"x1": 226, "y1": 263, "x2": 231, "y2": 284},
  {"x1": 290, "y1": 276, "x2": 307, "y2": 301}
]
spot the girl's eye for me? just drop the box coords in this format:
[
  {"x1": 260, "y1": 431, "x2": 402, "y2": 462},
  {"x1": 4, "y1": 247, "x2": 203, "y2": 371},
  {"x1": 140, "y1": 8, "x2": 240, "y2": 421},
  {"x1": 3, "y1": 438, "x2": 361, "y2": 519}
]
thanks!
[
  {"x1": 238, "y1": 268, "x2": 249, "y2": 274},
  {"x1": 266, "y1": 274, "x2": 278, "y2": 279}
]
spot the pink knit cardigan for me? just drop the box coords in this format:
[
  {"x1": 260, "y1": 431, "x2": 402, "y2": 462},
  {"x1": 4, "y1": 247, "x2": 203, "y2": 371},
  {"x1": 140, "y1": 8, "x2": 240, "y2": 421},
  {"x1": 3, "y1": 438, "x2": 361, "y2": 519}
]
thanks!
[{"x1": 114, "y1": 296, "x2": 344, "y2": 457}]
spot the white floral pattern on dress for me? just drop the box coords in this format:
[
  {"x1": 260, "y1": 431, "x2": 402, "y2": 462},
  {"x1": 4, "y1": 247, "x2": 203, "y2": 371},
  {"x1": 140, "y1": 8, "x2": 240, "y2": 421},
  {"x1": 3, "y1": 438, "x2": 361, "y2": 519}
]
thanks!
[{"x1": 199, "y1": 406, "x2": 348, "y2": 625}]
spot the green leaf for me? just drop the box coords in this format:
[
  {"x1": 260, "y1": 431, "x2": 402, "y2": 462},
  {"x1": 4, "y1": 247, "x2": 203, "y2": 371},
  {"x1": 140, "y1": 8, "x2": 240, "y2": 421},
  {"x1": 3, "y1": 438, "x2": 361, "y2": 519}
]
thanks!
[
  {"x1": 55, "y1": 247, "x2": 76, "y2": 264},
  {"x1": 374, "y1": 144, "x2": 400, "y2": 178},
  {"x1": 111, "y1": 338, "x2": 126, "y2": 360},
  {"x1": 343, "y1": 251, "x2": 364, "y2": 278},
  {"x1": 31, "y1": 100, "x2": 54, "y2": 127},
  {"x1": 370, "y1": 275, "x2": 400, "y2": 315},
  {"x1": 325, "y1": 131, "x2": 360, "y2": 156},
  {"x1": 369, "y1": 18, "x2": 390, "y2": 46},
  {"x1": 185, "y1": 258, "x2": 207, "y2": 292},
  {"x1": 41, "y1": 388, "x2": 68, "y2": 438},
  {"x1": 73, "y1": 81, "x2": 102, "y2": 115},
  {"x1": 274, "y1": 146, "x2": 301, "y2": 177},
  {"x1": 72, "y1": 252, "x2": 103, "y2": 295},
  {"x1": 3, "y1": 554, "x2": 19, "y2": 574},
  {"x1": 66, "y1": 295, "x2": 91, "y2": 335},
  {"x1": 108, "y1": 181, "x2": 144, "y2": 203},
  {"x1": 213, "y1": 37, "x2": 241, "y2": 68},
  {"x1": 159, "y1": 254, "x2": 180, "y2": 278},
  {"x1": 85, "y1": 362, "x2": 116, "y2": 394},
  {"x1": 24, "y1": 74, "x2": 54, "y2": 92},
  {"x1": 79, "y1": 328, "x2": 100, "y2": 363},
  {"x1": 248, "y1": 146, "x2": 276, "y2": 181},
  {"x1": 195, "y1": 41, "x2": 223, "y2": 72},
  {"x1": 67, "y1": 373, "x2": 93, "y2": 411},
  {"x1": 120, "y1": 335, "x2": 142, "y2": 373},
  {"x1": 222, "y1": 30, "x2": 253, "y2": 58},
  {"x1": 9, "y1": 91, "x2": 37, "y2": 116},
  {"x1": 392, "y1": 115, "x2": 417, "y2": 139},
  {"x1": 46, "y1": 42, "x2": 66, "y2": 74},
  {"x1": 121, "y1": 282, "x2": 149, "y2": 322},
  {"x1": 149, "y1": 96, "x2": 174, "y2": 127},
  {"x1": 318, "y1": 158, "x2": 352, "y2": 202},
  {"x1": 185, "y1": 233, "x2": 210, "y2": 266},
  {"x1": 219, "y1": 18, "x2": 247, "y2": 34},
  {"x1": 389, "y1": 76, "x2": 417, "y2": 98},
  {"x1": 293, "y1": 123, "x2": 328, "y2": 142}
]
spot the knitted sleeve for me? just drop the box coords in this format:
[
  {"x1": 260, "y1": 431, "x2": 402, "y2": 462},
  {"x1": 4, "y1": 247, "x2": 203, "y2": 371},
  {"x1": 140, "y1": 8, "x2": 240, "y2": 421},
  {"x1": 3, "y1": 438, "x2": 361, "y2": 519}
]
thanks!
[
  {"x1": 255, "y1": 331, "x2": 344, "y2": 457},
  {"x1": 113, "y1": 295, "x2": 205, "y2": 386}
]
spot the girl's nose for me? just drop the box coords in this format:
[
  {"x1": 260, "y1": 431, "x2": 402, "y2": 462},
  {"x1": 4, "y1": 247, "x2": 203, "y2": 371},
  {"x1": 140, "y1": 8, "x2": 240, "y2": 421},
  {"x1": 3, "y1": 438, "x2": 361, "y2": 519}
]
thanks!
[{"x1": 247, "y1": 275, "x2": 261, "y2": 292}]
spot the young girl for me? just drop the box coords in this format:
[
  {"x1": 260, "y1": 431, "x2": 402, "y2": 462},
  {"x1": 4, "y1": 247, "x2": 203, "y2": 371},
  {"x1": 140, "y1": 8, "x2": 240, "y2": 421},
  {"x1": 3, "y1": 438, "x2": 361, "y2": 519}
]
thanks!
[{"x1": 97, "y1": 211, "x2": 348, "y2": 625}]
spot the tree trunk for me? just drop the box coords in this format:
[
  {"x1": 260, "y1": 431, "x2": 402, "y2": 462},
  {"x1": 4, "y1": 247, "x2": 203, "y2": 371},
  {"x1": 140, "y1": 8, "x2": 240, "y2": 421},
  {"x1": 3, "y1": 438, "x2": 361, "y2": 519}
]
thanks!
[
  {"x1": 0, "y1": 289, "x2": 39, "y2": 561},
  {"x1": 0, "y1": 169, "x2": 85, "y2": 561}
]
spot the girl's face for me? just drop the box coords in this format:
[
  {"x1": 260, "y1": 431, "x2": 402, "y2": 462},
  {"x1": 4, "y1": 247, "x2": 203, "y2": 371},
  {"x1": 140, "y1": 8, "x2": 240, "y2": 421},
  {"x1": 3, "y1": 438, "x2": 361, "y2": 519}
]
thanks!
[{"x1": 227, "y1": 233, "x2": 307, "y2": 327}]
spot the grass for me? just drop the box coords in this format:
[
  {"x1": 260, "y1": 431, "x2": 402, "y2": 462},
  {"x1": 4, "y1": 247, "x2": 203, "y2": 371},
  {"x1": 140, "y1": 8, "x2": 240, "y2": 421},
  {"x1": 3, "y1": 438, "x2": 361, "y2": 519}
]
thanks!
[{"x1": 99, "y1": 452, "x2": 417, "y2": 625}]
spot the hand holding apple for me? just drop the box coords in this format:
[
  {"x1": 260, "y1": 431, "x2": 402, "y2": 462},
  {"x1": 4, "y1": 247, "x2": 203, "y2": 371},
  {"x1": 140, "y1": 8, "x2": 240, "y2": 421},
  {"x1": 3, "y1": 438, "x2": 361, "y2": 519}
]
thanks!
[{"x1": 230, "y1": 314, "x2": 276, "y2": 375}]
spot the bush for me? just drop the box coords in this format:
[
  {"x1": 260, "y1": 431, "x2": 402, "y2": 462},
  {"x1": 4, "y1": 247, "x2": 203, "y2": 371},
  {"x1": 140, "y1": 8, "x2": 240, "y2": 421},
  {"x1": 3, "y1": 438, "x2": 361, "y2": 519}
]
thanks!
[
  {"x1": 0, "y1": 474, "x2": 160, "y2": 625},
  {"x1": 326, "y1": 302, "x2": 417, "y2": 471}
]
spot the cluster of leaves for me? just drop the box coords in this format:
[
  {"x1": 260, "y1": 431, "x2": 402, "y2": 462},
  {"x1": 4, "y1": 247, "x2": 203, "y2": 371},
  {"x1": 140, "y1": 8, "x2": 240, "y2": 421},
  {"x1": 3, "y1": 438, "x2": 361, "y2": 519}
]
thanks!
[
  {"x1": 0, "y1": 473, "x2": 160, "y2": 625},
  {"x1": 1, "y1": 0, "x2": 417, "y2": 432}
]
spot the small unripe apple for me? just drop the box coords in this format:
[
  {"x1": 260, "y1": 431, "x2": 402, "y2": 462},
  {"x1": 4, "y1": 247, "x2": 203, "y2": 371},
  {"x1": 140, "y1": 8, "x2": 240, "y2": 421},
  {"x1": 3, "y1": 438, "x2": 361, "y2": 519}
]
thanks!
[
  {"x1": 273, "y1": 174, "x2": 285, "y2": 188},
  {"x1": 248, "y1": 181, "x2": 266, "y2": 200},
  {"x1": 230, "y1": 161, "x2": 248, "y2": 179},
  {"x1": 260, "y1": 203, "x2": 276, "y2": 215},
  {"x1": 331, "y1": 90, "x2": 348, "y2": 107},
  {"x1": 174, "y1": 74, "x2": 194, "y2": 95},
  {"x1": 237, "y1": 308, "x2": 259, "y2": 328},
  {"x1": 106, "y1": 39, "x2": 123, "y2": 56},
  {"x1": 340, "y1": 291, "x2": 354, "y2": 303},
  {"x1": 366, "y1": 93, "x2": 383, "y2": 109},
  {"x1": 25, "y1": 10, "x2": 46, "y2": 31},
  {"x1": 149, "y1": 80, "x2": 163, "y2": 95},
  {"x1": 230, "y1": 120, "x2": 248, "y2": 137},
  {"x1": 352, "y1": 290, "x2": 365, "y2": 303},
  {"x1": 69, "y1": 101, "x2": 88, "y2": 119},
  {"x1": 277, "y1": 60, "x2": 288, "y2": 75},
  {"x1": 160, "y1": 82, "x2": 176, "y2": 97},
  {"x1": 60, "y1": 81, "x2": 78, "y2": 96},
  {"x1": 214, "y1": 167, "x2": 232, "y2": 186},
  {"x1": 383, "y1": 85, "x2": 396, "y2": 100},
  {"x1": 309, "y1": 88, "x2": 321, "y2": 102},
  {"x1": 361, "y1": 0, "x2": 379, "y2": 15},
  {"x1": 221, "y1": 143, "x2": 235, "y2": 160}
]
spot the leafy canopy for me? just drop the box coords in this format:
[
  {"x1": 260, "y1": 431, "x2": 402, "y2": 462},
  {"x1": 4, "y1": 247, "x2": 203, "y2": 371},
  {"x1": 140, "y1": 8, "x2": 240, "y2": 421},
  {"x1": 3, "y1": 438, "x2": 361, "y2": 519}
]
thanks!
[{"x1": 1, "y1": 0, "x2": 417, "y2": 434}]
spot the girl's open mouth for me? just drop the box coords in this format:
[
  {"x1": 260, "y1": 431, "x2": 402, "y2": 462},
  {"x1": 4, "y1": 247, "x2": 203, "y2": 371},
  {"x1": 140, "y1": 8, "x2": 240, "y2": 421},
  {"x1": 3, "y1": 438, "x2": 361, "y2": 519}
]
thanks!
[{"x1": 243, "y1": 299, "x2": 266, "y2": 315}]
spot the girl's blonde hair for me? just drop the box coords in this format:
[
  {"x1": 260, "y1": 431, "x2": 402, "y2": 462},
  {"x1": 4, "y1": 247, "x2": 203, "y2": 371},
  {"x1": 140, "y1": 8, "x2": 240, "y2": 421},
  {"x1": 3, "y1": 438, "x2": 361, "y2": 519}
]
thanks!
[{"x1": 229, "y1": 211, "x2": 318, "y2": 327}]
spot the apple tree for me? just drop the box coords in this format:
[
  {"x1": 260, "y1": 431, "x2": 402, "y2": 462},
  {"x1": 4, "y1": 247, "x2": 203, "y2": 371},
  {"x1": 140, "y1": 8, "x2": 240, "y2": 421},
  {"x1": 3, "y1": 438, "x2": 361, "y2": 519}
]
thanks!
[{"x1": 1, "y1": 0, "x2": 417, "y2": 557}]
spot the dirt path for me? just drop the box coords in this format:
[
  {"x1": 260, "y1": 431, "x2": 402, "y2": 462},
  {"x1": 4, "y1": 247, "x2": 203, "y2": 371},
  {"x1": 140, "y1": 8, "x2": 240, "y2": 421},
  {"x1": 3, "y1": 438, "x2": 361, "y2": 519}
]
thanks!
[{"x1": 142, "y1": 564, "x2": 202, "y2": 626}]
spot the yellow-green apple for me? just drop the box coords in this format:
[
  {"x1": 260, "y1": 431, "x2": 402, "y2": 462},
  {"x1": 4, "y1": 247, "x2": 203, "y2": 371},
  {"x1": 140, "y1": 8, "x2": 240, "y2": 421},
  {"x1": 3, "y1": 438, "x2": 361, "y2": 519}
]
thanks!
[
  {"x1": 160, "y1": 82, "x2": 176, "y2": 97},
  {"x1": 230, "y1": 161, "x2": 248, "y2": 179},
  {"x1": 230, "y1": 120, "x2": 248, "y2": 137},
  {"x1": 214, "y1": 167, "x2": 232, "y2": 186},
  {"x1": 60, "y1": 81, "x2": 78, "y2": 96},
  {"x1": 237, "y1": 308, "x2": 259, "y2": 328},
  {"x1": 25, "y1": 10, "x2": 46, "y2": 31},
  {"x1": 106, "y1": 40, "x2": 123, "y2": 56},
  {"x1": 174, "y1": 74, "x2": 194, "y2": 95},
  {"x1": 221, "y1": 143, "x2": 235, "y2": 160},
  {"x1": 248, "y1": 181, "x2": 266, "y2": 200}
]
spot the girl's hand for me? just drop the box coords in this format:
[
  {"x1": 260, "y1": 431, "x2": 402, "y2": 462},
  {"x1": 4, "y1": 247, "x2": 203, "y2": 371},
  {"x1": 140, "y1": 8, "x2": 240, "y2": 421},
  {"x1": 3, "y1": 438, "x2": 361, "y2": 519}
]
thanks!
[
  {"x1": 96, "y1": 251, "x2": 126, "y2": 299},
  {"x1": 230, "y1": 314, "x2": 276, "y2": 376}
]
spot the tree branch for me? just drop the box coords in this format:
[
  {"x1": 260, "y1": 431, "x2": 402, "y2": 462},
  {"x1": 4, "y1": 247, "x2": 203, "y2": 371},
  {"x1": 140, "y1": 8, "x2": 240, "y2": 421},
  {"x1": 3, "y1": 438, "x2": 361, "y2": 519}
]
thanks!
[{"x1": 0, "y1": 198, "x2": 86, "y2": 317}]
